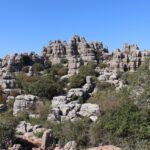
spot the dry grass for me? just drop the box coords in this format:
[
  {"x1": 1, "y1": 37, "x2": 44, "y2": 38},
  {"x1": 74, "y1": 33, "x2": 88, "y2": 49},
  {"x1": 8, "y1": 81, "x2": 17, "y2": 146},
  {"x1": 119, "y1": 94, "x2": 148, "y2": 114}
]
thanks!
[{"x1": 89, "y1": 91, "x2": 121, "y2": 112}]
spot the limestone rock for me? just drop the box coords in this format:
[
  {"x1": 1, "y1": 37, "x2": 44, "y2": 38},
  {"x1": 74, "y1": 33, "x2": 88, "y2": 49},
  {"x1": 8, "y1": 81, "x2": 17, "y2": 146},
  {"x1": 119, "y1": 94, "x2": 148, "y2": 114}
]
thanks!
[
  {"x1": 13, "y1": 94, "x2": 39, "y2": 115},
  {"x1": 63, "y1": 141, "x2": 77, "y2": 150},
  {"x1": 86, "y1": 145, "x2": 122, "y2": 150},
  {"x1": 8, "y1": 144, "x2": 22, "y2": 150},
  {"x1": 52, "y1": 96, "x2": 67, "y2": 108},
  {"x1": 41, "y1": 129, "x2": 54, "y2": 150},
  {"x1": 78, "y1": 103, "x2": 100, "y2": 118}
]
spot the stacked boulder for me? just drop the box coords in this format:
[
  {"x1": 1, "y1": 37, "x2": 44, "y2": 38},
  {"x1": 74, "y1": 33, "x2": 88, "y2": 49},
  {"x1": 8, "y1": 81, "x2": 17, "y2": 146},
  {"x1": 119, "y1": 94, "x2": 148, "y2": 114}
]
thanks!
[
  {"x1": 1, "y1": 61, "x2": 21, "y2": 95},
  {"x1": 42, "y1": 40, "x2": 67, "y2": 65},
  {"x1": 47, "y1": 76, "x2": 100, "y2": 122},
  {"x1": 47, "y1": 96, "x2": 100, "y2": 122},
  {"x1": 42, "y1": 35, "x2": 108, "y2": 75},
  {"x1": 0, "y1": 53, "x2": 43, "y2": 73}
]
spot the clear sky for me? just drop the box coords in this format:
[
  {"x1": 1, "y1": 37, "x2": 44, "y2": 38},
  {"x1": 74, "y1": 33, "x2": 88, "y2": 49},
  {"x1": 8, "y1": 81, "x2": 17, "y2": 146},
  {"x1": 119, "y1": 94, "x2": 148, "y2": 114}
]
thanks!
[{"x1": 0, "y1": 0, "x2": 150, "y2": 57}]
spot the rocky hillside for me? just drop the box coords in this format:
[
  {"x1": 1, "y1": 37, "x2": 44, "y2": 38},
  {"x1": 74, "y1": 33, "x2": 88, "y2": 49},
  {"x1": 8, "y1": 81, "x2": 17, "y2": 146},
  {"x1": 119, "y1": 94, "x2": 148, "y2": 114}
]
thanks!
[{"x1": 0, "y1": 35, "x2": 150, "y2": 150}]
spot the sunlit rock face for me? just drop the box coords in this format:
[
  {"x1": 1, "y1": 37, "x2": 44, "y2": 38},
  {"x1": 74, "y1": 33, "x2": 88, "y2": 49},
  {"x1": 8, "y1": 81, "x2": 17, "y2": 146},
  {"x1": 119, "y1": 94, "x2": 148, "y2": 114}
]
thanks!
[
  {"x1": 2, "y1": 64, "x2": 16, "y2": 89},
  {"x1": 13, "y1": 94, "x2": 39, "y2": 116},
  {"x1": 42, "y1": 35, "x2": 108, "y2": 75},
  {"x1": 42, "y1": 40, "x2": 67, "y2": 65},
  {"x1": 110, "y1": 43, "x2": 150, "y2": 72}
]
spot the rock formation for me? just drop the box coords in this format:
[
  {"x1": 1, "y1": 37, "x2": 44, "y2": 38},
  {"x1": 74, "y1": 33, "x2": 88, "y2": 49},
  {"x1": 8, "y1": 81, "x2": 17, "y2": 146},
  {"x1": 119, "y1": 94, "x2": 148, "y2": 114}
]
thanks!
[
  {"x1": 13, "y1": 94, "x2": 39, "y2": 115},
  {"x1": 110, "y1": 44, "x2": 150, "y2": 72}
]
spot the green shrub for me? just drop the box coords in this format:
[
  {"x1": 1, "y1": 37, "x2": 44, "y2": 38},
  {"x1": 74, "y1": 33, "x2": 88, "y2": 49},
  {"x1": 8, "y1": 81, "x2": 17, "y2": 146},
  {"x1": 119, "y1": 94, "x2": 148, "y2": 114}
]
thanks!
[
  {"x1": 21, "y1": 55, "x2": 33, "y2": 66},
  {"x1": 69, "y1": 74, "x2": 86, "y2": 89},
  {"x1": 97, "y1": 81, "x2": 115, "y2": 91},
  {"x1": 16, "y1": 111, "x2": 29, "y2": 121},
  {"x1": 32, "y1": 63, "x2": 44, "y2": 73},
  {"x1": 98, "y1": 102, "x2": 150, "y2": 139},
  {"x1": 79, "y1": 62, "x2": 98, "y2": 77},
  {"x1": 120, "y1": 59, "x2": 150, "y2": 109},
  {"x1": 29, "y1": 76, "x2": 64, "y2": 99},
  {"x1": 22, "y1": 66, "x2": 29, "y2": 73},
  {"x1": 34, "y1": 132, "x2": 44, "y2": 138},
  {"x1": 0, "y1": 124, "x2": 15, "y2": 148},
  {"x1": 0, "y1": 116, "x2": 18, "y2": 149},
  {"x1": 50, "y1": 119, "x2": 91, "y2": 147},
  {"x1": 48, "y1": 64, "x2": 68, "y2": 76},
  {"x1": 57, "y1": 67, "x2": 68, "y2": 76},
  {"x1": 16, "y1": 73, "x2": 40, "y2": 93},
  {"x1": 98, "y1": 63, "x2": 108, "y2": 69}
]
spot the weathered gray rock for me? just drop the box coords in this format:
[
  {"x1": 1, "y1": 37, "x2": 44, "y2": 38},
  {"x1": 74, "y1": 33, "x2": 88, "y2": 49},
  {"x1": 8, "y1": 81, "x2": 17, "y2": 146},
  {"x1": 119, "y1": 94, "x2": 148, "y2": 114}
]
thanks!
[
  {"x1": 110, "y1": 43, "x2": 147, "y2": 72},
  {"x1": 41, "y1": 35, "x2": 108, "y2": 75},
  {"x1": 78, "y1": 103, "x2": 100, "y2": 118},
  {"x1": 59, "y1": 103, "x2": 75, "y2": 116},
  {"x1": 47, "y1": 113, "x2": 58, "y2": 122},
  {"x1": 8, "y1": 144, "x2": 22, "y2": 150},
  {"x1": 86, "y1": 145, "x2": 122, "y2": 150},
  {"x1": 63, "y1": 141, "x2": 77, "y2": 150},
  {"x1": 52, "y1": 96, "x2": 67, "y2": 108},
  {"x1": 16, "y1": 121, "x2": 33, "y2": 134},
  {"x1": 27, "y1": 66, "x2": 33, "y2": 77},
  {"x1": 67, "y1": 88, "x2": 85, "y2": 98},
  {"x1": 42, "y1": 40, "x2": 66, "y2": 65},
  {"x1": 41, "y1": 129, "x2": 54, "y2": 150},
  {"x1": 2, "y1": 63, "x2": 16, "y2": 89},
  {"x1": 83, "y1": 76, "x2": 94, "y2": 92},
  {"x1": 13, "y1": 94, "x2": 39, "y2": 115},
  {"x1": 16, "y1": 121, "x2": 46, "y2": 135},
  {"x1": 54, "y1": 141, "x2": 78, "y2": 150}
]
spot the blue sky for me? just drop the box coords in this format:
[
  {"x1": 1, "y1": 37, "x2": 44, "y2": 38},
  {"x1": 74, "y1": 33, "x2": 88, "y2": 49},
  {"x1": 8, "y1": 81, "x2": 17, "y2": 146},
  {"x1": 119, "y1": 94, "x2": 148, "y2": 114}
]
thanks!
[{"x1": 0, "y1": 0, "x2": 150, "y2": 57}]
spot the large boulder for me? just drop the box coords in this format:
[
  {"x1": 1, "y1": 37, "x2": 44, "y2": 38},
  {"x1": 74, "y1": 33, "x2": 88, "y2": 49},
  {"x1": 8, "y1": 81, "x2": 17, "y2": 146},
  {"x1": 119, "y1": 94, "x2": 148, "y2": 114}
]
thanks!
[
  {"x1": 67, "y1": 88, "x2": 85, "y2": 98},
  {"x1": 78, "y1": 103, "x2": 100, "y2": 119},
  {"x1": 16, "y1": 121, "x2": 33, "y2": 134},
  {"x1": 13, "y1": 94, "x2": 39, "y2": 115}
]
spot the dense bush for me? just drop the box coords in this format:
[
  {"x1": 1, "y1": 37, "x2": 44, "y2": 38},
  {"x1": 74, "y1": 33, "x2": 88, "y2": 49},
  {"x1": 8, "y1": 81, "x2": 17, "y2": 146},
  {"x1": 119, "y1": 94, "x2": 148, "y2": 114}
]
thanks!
[
  {"x1": 0, "y1": 115, "x2": 18, "y2": 149},
  {"x1": 97, "y1": 81, "x2": 115, "y2": 91},
  {"x1": 32, "y1": 63, "x2": 44, "y2": 73},
  {"x1": 0, "y1": 87, "x2": 6, "y2": 104},
  {"x1": 97, "y1": 102, "x2": 150, "y2": 139},
  {"x1": 69, "y1": 74, "x2": 86, "y2": 89},
  {"x1": 47, "y1": 64, "x2": 68, "y2": 77},
  {"x1": 17, "y1": 66, "x2": 67, "y2": 99},
  {"x1": 50, "y1": 118, "x2": 91, "y2": 147},
  {"x1": 20, "y1": 55, "x2": 33, "y2": 66},
  {"x1": 79, "y1": 62, "x2": 98, "y2": 77},
  {"x1": 121, "y1": 59, "x2": 150, "y2": 109},
  {"x1": 29, "y1": 76, "x2": 65, "y2": 99},
  {"x1": 16, "y1": 73, "x2": 40, "y2": 93}
]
